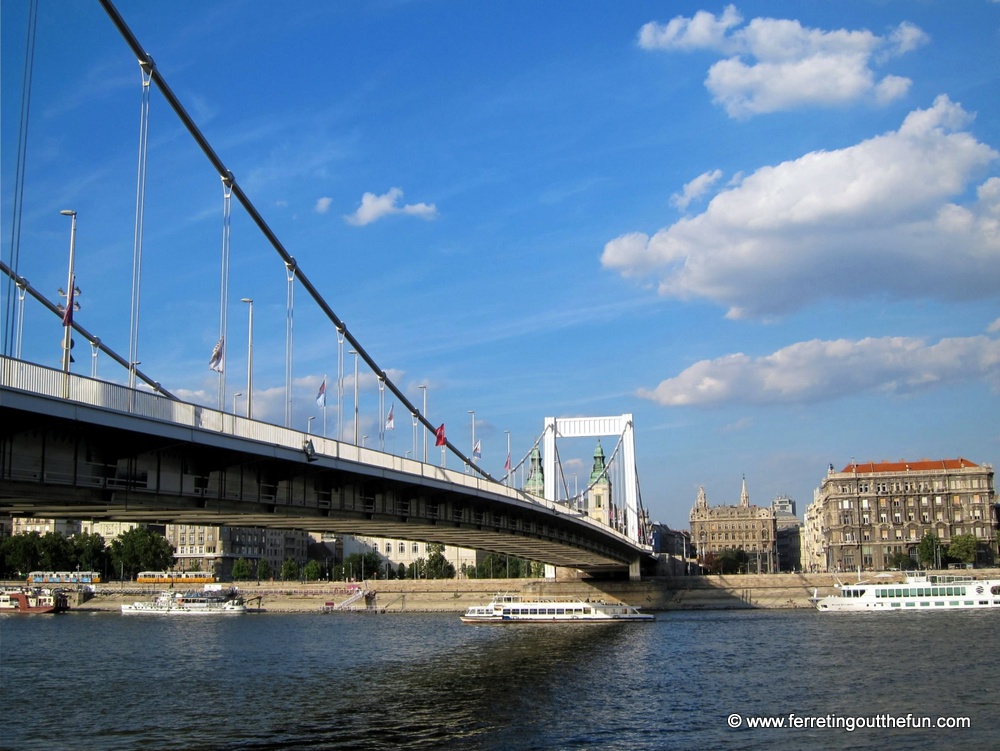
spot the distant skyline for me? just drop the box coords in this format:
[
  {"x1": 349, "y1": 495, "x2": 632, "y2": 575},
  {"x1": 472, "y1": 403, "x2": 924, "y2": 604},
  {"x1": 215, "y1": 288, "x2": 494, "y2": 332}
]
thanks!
[{"x1": 2, "y1": 1, "x2": 998, "y2": 530}]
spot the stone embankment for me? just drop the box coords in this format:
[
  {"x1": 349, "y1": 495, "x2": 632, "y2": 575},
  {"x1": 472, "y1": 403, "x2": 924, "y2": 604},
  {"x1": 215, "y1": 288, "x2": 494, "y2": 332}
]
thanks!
[{"x1": 65, "y1": 569, "x2": 999, "y2": 614}]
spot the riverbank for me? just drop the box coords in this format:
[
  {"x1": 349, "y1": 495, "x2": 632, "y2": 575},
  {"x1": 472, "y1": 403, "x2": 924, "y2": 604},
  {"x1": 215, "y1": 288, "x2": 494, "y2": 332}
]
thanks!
[{"x1": 62, "y1": 568, "x2": 1000, "y2": 613}]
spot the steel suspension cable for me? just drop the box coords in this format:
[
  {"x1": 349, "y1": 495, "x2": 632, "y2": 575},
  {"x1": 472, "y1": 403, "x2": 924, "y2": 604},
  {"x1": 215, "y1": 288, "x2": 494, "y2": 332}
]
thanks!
[
  {"x1": 128, "y1": 61, "x2": 152, "y2": 390},
  {"x1": 98, "y1": 0, "x2": 493, "y2": 481},
  {"x1": 3, "y1": 0, "x2": 39, "y2": 358}
]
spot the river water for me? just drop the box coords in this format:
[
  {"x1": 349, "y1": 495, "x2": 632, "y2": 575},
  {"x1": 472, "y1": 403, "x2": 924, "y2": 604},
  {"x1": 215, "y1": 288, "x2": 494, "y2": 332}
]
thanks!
[{"x1": 1, "y1": 608, "x2": 996, "y2": 750}]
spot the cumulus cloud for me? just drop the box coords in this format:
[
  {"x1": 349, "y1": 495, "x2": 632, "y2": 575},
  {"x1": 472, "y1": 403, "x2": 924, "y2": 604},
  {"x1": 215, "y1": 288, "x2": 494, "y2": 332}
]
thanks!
[
  {"x1": 638, "y1": 5, "x2": 929, "y2": 117},
  {"x1": 670, "y1": 169, "x2": 723, "y2": 211},
  {"x1": 639, "y1": 334, "x2": 1000, "y2": 407},
  {"x1": 601, "y1": 96, "x2": 1000, "y2": 319},
  {"x1": 344, "y1": 187, "x2": 438, "y2": 226},
  {"x1": 315, "y1": 196, "x2": 333, "y2": 214}
]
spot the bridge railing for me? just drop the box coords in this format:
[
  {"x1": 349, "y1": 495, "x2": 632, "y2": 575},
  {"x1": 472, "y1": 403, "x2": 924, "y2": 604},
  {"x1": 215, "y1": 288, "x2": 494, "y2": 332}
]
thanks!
[{"x1": 2, "y1": 357, "x2": 639, "y2": 542}]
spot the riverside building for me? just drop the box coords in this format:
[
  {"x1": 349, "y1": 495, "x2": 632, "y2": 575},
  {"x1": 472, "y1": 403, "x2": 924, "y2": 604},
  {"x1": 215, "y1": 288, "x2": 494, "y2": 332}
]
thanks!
[
  {"x1": 689, "y1": 478, "x2": 778, "y2": 573},
  {"x1": 808, "y1": 458, "x2": 997, "y2": 572}
]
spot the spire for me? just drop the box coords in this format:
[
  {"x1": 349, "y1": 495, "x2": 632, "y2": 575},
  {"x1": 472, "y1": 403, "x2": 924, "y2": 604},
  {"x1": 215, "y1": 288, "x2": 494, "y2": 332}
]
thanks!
[
  {"x1": 525, "y1": 446, "x2": 544, "y2": 497},
  {"x1": 589, "y1": 439, "x2": 608, "y2": 484},
  {"x1": 696, "y1": 486, "x2": 708, "y2": 509},
  {"x1": 740, "y1": 475, "x2": 749, "y2": 508}
]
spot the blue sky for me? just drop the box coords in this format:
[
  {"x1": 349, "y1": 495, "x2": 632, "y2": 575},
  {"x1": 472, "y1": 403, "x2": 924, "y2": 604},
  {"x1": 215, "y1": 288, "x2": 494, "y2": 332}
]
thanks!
[{"x1": 3, "y1": 1, "x2": 998, "y2": 531}]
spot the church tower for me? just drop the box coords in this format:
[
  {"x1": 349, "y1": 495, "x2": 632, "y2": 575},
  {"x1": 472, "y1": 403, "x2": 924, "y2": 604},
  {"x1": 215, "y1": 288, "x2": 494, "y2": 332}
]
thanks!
[
  {"x1": 524, "y1": 447, "x2": 544, "y2": 498},
  {"x1": 587, "y1": 440, "x2": 612, "y2": 526},
  {"x1": 740, "y1": 475, "x2": 750, "y2": 508}
]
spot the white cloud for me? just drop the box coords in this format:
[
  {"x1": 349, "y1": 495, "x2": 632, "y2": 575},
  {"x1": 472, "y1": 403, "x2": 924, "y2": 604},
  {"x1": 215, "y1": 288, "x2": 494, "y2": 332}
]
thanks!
[
  {"x1": 639, "y1": 334, "x2": 1000, "y2": 407},
  {"x1": 315, "y1": 197, "x2": 333, "y2": 214},
  {"x1": 639, "y1": 6, "x2": 928, "y2": 117},
  {"x1": 670, "y1": 169, "x2": 723, "y2": 211},
  {"x1": 344, "y1": 187, "x2": 438, "y2": 226},
  {"x1": 601, "y1": 97, "x2": 1000, "y2": 319}
]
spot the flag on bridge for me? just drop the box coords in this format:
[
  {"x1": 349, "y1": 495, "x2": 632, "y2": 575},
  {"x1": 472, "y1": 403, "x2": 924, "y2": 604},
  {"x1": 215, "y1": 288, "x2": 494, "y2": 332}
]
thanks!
[
  {"x1": 385, "y1": 404, "x2": 395, "y2": 431},
  {"x1": 316, "y1": 378, "x2": 327, "y2": 407},
  {"x1": 504, "y1": 452, "x2": 511, "y2": 472},
  {"x1": 61, "y1": 276, "x2": 75, "y2": 327},
  {"x1": 435, "y1": 424, "x2": 446, "y2": 446},
  {"x1": 473, "y1": 439, "x2": 481, "y2": 460},
  {"x1": 209, "y1": 337, "x2": 224, "y2": 372}
]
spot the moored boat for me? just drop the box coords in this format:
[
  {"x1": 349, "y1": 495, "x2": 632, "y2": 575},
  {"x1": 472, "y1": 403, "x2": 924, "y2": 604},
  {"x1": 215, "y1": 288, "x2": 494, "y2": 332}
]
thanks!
[
  {"x1": 0, "y1": 587, "x2": 70, "y2": 614},
  {"x1": 812, "y1": 571, "x2": 1000, "y2": 612},
  {"x1": 121, "y1": 586, "x2": 247, "y2": 615},
  {"x1": 460, "y1": 593, "x2": 654, "y2": 624}
]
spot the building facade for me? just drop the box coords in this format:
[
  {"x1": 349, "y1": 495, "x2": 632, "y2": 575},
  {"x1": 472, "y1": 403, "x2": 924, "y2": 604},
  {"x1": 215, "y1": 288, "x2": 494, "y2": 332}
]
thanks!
[
  {"x1": 689, "y1": 478, "x2": 778, "y2": 573},
  {"x1": 163, "y1": 524, "x2": 311, "y2": 579},
  {"x1": 808, "y1": 458, "x2": 997, "y2": 572}
]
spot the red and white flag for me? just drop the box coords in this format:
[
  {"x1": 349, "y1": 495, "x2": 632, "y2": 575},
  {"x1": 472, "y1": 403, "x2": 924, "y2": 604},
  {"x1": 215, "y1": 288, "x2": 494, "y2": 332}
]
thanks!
[{"x1": 435, "y1": 424, "x2": 446, "y2": 446}]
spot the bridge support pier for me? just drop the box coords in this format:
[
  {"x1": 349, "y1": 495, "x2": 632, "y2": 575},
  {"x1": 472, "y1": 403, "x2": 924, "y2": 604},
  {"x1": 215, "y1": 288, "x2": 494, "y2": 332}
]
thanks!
[{"x1": 629, "y1": 556, "x2": 642, "y2": 582}]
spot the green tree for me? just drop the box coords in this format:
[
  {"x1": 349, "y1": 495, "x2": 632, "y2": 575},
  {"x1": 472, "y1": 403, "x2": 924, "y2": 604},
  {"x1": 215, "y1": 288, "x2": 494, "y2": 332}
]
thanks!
[
  {"x1": 256, "y1": 557, "x2": 272, "y2": 582},
  {"x1": 718, "y1": 548, "x2": 749, "y2": 575},
  {"x1": 425, "y1": 543, "x2": 455, "y2": 579},
  {"x1": 1, "y1": 532, "x2": 43, "y2": 576},
  {"x1": 280, "y1": 558, "x2": 299, "y2": 581},
  {"x1": 887, "y1": 551, "x2": 914, "y2": 570},
  {"x1": 342, "y1": 551, "x2": 382, "y2": 581},
  {"x1": 72, "y1": 532, "x2": 108, "y2": 574},
  {"x1": 231, "y1": 557, "x2": 253, "y2": 581},
  {"x1": 38, "y1": 532, "x2": 74, "y2": 571},
  {"x1": 917, "y1": 533, "x2": 940, "y2": 568},
  {"x1": 701, "y1": 551, "x2": 721, "y2": 575},
  {"x1": 109, "y1": 526, "x2": 175, "y2": 580},
  {"x1": 947, "y1": 534, "x2": 978, "y2": 565},
  {"x1": 302, "y1": 560, "x2": 323, "y2": 581}
]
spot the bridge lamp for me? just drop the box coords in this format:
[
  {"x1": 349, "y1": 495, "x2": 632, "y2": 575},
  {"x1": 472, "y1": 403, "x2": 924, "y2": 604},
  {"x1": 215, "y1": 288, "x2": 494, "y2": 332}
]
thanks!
[
  {"x1": 467, "y1": 409, "x2": 476, "y2": 466},
  {"x1": 59, "y1": 210, "x2": 78, "y2": 373},
  {"x1": 418, "y1": 385, "x2": 427, "y2": 461},
  {"x1": 240, "y1": 298, "x2": 253, "y2": 418},
  {"x1": 349, "y1": 350, "x2": 359, "y2": 445},
  {"x1": 307, "y1": 415, "x2": 315, "y2": 435},
  {"x1": 233, "y1": 392, "x2": 242, "y2": 415}
]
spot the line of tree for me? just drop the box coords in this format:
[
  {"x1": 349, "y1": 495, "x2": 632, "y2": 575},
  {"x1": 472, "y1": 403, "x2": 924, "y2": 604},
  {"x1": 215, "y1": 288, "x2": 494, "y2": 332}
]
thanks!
[{"x1": 0, "y1": 528, "x2": 174, "y2": 580}]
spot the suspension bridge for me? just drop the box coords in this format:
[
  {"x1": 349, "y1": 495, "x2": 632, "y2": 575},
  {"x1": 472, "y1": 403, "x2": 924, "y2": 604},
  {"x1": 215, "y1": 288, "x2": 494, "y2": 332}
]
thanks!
[{"x1": 1, "y1": 1, "x2": 655, "y2": 578}]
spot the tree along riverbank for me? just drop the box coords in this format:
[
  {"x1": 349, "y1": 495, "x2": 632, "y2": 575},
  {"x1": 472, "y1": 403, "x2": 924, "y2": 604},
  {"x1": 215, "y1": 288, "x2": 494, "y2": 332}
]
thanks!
[{"x1": 58, "y1": 569, "x2": 999, "y2": 613}]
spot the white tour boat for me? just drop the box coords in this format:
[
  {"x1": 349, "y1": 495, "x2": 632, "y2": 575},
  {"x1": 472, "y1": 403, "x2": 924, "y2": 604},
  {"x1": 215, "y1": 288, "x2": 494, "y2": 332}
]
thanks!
[
  {"x1": 460, "y1": 593, "x2": 654, "y2": 624},
  {"x1": 812, "y1": 571, "x2": 1000, "y2": 612},
  {"x1": 121, "y1": 586, "x2": 247, "y2": 615}
]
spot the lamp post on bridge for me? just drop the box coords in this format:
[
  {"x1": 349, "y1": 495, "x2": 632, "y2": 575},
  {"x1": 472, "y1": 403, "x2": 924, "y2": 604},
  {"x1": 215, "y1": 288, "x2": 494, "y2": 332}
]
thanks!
[
  {"x1": 233, "y1": 392, "x2": 242, "y2": 415},
  {"x1": 240, "y1": 297, "x2": 253, "y2": 419},
  {"x1": 419, "y1": 385, "x2": 427, "y2": 462},
  {"x1": 467, "y1": 410, "x2": 476, "y2": 470},
  {"x1": 59, "y1": 210, "x2": 78, "y2": 374},
  {"x1": 349, "y1": 350, "x2": 359, "y2": 445}
]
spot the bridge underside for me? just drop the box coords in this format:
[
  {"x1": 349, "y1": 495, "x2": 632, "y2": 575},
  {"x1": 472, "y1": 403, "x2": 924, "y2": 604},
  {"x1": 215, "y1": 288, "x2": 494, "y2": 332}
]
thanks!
[{"x1": 1, "y1": 390, "x2": 649, "y2": 574}]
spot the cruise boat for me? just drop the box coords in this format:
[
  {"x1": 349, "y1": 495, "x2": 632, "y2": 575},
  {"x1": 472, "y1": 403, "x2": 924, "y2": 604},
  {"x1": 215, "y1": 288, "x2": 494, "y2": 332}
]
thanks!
[
  {"x1": 460, "y1": 593, "x2": 654, "y2": 624},
  {"x1": 812, "y1": 571, "x2": 1000, "y2": 612},
  {"x1": 121, "y1": 587, "x2": 247, "y2": 615},
  {"x1": 0, "y1": 587, "x2": 70, "y2": 614}
]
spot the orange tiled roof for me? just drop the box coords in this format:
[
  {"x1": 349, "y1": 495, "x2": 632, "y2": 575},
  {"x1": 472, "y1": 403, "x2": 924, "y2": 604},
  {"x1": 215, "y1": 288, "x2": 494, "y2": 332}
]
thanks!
[{"x1": 840, "y1": 458, "x2": 979, "y2": 474}]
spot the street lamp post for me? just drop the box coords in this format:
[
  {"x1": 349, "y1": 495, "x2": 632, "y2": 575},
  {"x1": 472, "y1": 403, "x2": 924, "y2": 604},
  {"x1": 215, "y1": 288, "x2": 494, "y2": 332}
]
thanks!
[
  {"x1": 419, "y1": 385, "x2": 427, "y2": 462},
  {"x1": 233, "y1": 392, "x2": 242, "y2": 415},
  {"x1": 59, "y1": 210, "x2": 77, "y2": 373},
  {"x1": 468, "y1": 410, "x2": 476, "y2": 468},
  {"x1": 307, "y1": 416, "x2": 315, "y2": 435},
  {"x1": 240, "y1": 297, "x2": 253, "y2": 418},
  {"x1": 349, "y1": 350, "x2": 359, "y2": 445}
]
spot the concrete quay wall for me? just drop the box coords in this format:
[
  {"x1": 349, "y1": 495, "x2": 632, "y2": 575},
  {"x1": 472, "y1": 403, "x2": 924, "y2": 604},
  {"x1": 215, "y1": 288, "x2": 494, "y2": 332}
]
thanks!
[{"x1": 70, "y1": 568, "x2": 1000, "y2": 613}]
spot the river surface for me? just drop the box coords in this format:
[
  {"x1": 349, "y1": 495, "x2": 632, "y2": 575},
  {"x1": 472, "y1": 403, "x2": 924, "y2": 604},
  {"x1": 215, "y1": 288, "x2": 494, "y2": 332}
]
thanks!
[{"x1": 1, "y1": 608, "x2": 997, "y2": 750}]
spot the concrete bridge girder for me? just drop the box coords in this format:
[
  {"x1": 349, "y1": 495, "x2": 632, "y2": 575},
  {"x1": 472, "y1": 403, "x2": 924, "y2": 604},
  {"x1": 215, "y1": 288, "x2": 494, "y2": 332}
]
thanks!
[{"x1": 1, "y1": 388, "x2": 650, "y2": 572}]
